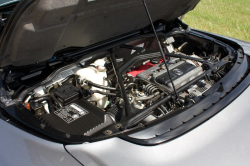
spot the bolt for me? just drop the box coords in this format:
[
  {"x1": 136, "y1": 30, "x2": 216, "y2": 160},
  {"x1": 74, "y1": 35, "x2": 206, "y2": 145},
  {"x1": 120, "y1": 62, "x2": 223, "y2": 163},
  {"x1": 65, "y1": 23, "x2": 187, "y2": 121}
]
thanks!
[
  {"x1": 40, "y1": 123, "x2": 45, "y2": 129},
  {"x1": 66, "y1": 133, "x2": 70, "y2": 138},
  {"x1": 104, "y1": 130, "x2": 112, "y2": 135},
  {"x1": 115, "y1": 124, "x2": 122, "y2": 130}
]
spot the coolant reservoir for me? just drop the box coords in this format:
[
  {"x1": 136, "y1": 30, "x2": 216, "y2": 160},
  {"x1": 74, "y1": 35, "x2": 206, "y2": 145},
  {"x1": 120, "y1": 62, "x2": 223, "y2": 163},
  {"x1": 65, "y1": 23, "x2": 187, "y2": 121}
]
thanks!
[{"x1": 76, "y1": 58, "x2": 108, "y2": 109}]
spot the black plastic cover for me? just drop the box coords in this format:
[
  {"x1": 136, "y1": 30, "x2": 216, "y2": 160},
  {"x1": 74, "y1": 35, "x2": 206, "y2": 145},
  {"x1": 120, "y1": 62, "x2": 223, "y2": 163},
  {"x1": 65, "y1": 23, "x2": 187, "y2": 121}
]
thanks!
[
  {"x1": 156, "y1": 62, "x2": 195, "y2": 86},
  {"x1": 51, "y1": 83, "x2": 80, "y2": 106},
  {"x1": 41, "y1": 99, "x2": 105, "y2": 135}
]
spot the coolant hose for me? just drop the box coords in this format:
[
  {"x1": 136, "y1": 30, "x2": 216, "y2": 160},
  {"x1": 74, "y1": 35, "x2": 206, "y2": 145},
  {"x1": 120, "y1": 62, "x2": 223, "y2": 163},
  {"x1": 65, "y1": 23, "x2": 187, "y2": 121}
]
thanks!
[
  {"x1": 87, "y1": 81, "x2": 120, "y2": 91},
  {"x1": 125, "y1": 83, "x2": 137, "y2": 90},
  {"x1": 92, "y1": 90, "x2": 118, "y2": 96}
]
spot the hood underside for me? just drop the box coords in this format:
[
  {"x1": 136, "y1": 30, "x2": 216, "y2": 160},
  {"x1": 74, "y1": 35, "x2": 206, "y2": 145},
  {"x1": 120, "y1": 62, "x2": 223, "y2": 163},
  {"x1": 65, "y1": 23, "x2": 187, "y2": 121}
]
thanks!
[{"x1": 0, "y1": 0, "x2": 199, "y2": 67}]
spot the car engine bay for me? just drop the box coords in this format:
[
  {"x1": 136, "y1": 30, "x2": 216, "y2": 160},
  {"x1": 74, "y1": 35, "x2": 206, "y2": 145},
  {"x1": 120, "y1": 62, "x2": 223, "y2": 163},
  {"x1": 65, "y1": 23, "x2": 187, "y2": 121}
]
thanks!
[{"x1": 9, "y1": 32, "x2": 234, "y2": 139}]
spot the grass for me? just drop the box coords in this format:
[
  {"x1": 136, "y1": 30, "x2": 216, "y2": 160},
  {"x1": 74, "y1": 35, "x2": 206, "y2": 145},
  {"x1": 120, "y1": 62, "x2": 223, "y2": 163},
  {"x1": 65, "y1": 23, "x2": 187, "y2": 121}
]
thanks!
[{"x1": 183, "y1": 0, "x2": 250, "y2": 42}]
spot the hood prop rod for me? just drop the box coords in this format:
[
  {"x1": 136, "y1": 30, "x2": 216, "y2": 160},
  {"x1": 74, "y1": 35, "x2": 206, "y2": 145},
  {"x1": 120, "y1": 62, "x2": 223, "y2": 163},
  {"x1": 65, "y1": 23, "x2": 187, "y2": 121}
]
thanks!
[
  {"x1": 110, "y1": 49, "x2": 135, "y2": 119},
  {"x1": 142, "y1": 0, "x2": 179, "y2": 99}
]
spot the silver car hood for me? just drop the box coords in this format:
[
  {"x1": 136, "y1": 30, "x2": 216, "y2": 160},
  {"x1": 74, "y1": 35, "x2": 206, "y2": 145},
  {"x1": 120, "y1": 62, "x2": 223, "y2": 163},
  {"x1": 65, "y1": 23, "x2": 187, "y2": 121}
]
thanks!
[
  {"x1": 0, "y1": 0, "x2": 200, "y2": 67},
  {"x1": 65, "y1": 85, "x2": 250, "y2": 166}
]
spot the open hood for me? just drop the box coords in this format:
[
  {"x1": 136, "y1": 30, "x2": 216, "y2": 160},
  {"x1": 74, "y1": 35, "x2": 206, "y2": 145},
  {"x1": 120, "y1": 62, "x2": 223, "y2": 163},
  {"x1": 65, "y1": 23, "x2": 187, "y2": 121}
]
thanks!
[{"x1": 0, "y1": 0, "x2": 200, "y2": 67}]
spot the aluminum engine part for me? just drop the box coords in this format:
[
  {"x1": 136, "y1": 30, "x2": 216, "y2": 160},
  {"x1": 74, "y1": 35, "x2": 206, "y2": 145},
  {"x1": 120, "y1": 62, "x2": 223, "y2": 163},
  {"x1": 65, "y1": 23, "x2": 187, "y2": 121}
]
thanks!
[
  {"x1": 188, "y1": 80, "x2": 212, "y2": 97},
  {"x1": 137, "y1": 60, "x2": 204, "y2": 91}
]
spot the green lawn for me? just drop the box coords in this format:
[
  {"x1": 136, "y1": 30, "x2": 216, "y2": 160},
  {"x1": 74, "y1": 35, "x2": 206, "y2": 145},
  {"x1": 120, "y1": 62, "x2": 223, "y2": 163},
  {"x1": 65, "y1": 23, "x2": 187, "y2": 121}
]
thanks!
[{"x1": 183, "y1": 0, "x2": 250, "y2": 42}]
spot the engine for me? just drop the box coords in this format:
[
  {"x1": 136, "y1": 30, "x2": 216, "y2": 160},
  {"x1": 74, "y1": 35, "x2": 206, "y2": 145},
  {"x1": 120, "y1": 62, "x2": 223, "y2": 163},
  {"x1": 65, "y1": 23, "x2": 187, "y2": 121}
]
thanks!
[
  {"x1": 136, "y1": 59, "x2": 203, "y2": 91},
  {"x1": 22, "y1": 34, "x2": 233, "y2": 138}
]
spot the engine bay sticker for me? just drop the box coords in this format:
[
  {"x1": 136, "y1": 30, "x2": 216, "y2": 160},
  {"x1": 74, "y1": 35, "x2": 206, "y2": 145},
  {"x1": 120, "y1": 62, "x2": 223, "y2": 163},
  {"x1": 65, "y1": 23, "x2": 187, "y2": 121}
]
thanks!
[{"x1": 54, "y1": 103, "x2": 89, "y2": 124}]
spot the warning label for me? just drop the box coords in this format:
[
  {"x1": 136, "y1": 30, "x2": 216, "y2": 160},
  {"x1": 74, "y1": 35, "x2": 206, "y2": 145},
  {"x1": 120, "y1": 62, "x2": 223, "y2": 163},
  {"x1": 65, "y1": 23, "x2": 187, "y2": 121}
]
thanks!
[{"x1": 54, "y1": 103, "x2": 88, "y2": 124}]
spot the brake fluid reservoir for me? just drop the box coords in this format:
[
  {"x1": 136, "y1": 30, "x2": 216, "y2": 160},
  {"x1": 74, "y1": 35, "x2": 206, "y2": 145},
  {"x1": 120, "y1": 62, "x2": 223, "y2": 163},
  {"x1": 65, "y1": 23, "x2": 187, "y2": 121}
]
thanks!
[{"x1": 76, "y1": 58, "x2": 108, "y2": 109}]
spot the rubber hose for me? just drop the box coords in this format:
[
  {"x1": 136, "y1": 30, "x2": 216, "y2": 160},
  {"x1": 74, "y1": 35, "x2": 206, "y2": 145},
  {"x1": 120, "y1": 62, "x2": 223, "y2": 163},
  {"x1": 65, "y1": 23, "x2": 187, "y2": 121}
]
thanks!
[
  {"x1": 125, "y1": 83, "x2": 136, "y2": 90},
  {"x1": 35, "y1": 94, "x2": 62, "y2": 108},
  {"x1": 87, "y1": 81, "x2": 119, "y2": 91},
  {"x1": 92, "y1": 90, "x2": 117, "y2": 96}
]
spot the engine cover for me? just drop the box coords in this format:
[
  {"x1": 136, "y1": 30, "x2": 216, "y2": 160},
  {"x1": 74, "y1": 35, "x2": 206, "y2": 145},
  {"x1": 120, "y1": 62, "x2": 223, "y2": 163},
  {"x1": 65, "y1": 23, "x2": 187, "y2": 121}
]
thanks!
[
  {"x1": 40, "y1": 99, "x2": 105, "y2": 135},
  {"x1": 137, "y1": 61, "x2": 203, "y2": 90}
]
